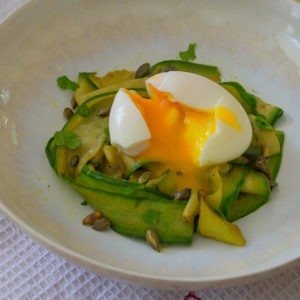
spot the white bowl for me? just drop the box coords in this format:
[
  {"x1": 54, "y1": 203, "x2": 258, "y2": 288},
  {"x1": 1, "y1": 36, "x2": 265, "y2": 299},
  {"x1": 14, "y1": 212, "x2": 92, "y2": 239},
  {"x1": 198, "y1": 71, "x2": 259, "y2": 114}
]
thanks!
[{"x1": 0, "y1": 0, "x2": 299, "y2": 289}]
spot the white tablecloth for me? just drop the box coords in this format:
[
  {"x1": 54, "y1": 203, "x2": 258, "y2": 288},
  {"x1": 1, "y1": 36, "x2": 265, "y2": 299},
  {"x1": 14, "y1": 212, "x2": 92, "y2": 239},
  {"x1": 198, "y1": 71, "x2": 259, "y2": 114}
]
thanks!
[{"x1": 0, "y1": 1, "x2": 299, "y2": 299}]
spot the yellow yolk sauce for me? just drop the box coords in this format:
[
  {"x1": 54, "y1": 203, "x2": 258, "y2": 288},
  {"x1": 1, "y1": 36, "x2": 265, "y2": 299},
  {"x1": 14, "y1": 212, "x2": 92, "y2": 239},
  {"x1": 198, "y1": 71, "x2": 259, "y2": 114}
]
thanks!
[
  {"x1": 126, "y1": 86, "x2": 216, "y2": 191},
  {"x1": 215, "y1": 106, "x2": 242, "y2": 132}
]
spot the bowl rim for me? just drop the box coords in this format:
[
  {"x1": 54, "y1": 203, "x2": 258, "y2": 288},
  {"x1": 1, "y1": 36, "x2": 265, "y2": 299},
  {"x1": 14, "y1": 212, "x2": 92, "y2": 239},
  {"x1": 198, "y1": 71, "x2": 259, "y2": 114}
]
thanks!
[{"x1": 0, "y1": 0, "x2": 299, "y2": 290}]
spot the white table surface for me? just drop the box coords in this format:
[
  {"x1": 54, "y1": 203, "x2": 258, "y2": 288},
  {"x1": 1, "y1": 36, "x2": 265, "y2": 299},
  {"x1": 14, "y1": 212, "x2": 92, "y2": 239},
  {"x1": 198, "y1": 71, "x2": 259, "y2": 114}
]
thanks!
[{"x1": 0, "y1": 1, "x2": 299, "y2": 299}]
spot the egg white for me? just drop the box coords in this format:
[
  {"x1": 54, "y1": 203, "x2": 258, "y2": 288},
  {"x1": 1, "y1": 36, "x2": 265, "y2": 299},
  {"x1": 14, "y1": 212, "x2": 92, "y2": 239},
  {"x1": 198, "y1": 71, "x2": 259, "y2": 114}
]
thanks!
[
  {"x1": 109, "y1": 88, "x2": 151, "y2": 156},
  {"x1": 146, "y1": 71, "x2": 252, "y2": 166},
  {"x1": 109, "y1": 71, "x2": 252, "y2": 166}
]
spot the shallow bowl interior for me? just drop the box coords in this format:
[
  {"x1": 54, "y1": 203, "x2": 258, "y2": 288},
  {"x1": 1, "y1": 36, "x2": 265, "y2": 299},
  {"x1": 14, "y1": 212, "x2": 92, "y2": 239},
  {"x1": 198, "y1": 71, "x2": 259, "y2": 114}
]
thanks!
[{"x1": 0, "y1": 0, "x2": 299, "y2": 289}]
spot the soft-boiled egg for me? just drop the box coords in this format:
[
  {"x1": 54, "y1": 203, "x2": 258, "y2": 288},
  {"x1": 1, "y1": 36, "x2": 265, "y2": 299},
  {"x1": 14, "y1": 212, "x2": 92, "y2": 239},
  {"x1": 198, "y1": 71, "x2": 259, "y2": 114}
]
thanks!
[{"x1": 109, "y1": 71, "x2": 252, "y2": 172}]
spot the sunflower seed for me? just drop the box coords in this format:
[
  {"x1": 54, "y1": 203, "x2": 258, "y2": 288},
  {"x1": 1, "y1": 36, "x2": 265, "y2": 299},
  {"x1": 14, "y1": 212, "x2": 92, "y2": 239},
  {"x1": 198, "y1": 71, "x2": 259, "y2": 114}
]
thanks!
[
  {"x1": 92, "y1": 217, "x2": 111, "y2": 231},
  {"x1": 138, "y1": 171, "x2": 151, "y2": 184},
  {"x1": 254, "y1": 157, "x2": 271, "y2": 179},
  {"x1": 63, "y1": 107, "x2": 73, "y2": 120},
  {"x1": 135, "y1": 63, "x2": 150, "y2": 78},
  {"x1": 97, "y1": 107, "x2": 110, "y2": 117},
  {"x1": 82, "y1": 211, "x2": 102, "y2": 226},
  {"x1": 145, "y1": 229, "x2": 161, "y2": 252},
  {"x1": 173, "y1": 188, "x2": 191, "y2": 201}
]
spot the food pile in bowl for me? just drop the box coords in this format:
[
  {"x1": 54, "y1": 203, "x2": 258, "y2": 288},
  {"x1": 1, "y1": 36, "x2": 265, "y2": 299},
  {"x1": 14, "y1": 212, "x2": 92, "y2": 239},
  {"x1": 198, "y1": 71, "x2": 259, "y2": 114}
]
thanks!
[{"x1": 46, "y1": 45, "x2": 284, "y2": 252}]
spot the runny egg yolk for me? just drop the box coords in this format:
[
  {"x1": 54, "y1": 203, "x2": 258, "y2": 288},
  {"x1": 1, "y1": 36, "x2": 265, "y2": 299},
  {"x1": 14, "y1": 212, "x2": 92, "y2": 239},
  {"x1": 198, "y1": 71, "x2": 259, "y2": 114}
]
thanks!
[
  {"x1": 215, "y1": 106, "x2": 242, "y2": 132},
  {"x1": 128, "y1": 85, "x2": 216, "y2": 167},
  {"x1": 125, "y1": 85, "x2": 242, "y2": 189}
]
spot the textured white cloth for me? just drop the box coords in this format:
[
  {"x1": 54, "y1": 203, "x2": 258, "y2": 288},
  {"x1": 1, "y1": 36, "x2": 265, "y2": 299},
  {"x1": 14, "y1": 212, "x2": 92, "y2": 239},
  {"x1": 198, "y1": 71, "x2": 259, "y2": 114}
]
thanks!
[
  {"x1": 1, "y1": 214, "x2": 300, "y2": 299},
  {"x1": 0, "y1": 1, "x2": 300, "y2": 299}
]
